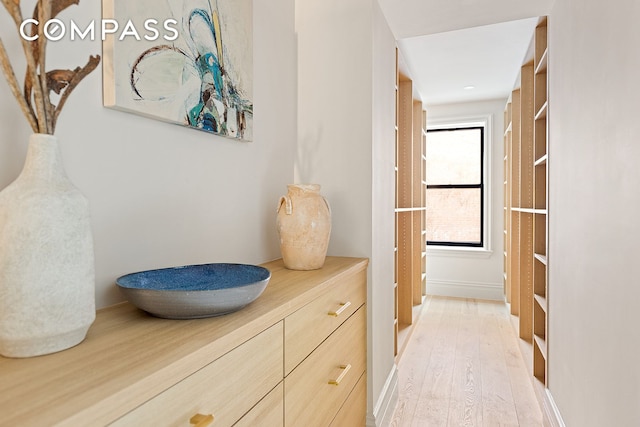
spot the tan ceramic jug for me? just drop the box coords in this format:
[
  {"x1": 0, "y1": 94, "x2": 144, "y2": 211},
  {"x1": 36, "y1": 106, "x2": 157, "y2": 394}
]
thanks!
[{"x1": 276, "y1": 184, "x2": 331, "y2": 270}]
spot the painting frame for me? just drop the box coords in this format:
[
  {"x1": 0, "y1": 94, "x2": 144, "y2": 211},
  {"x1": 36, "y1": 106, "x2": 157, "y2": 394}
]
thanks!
[{"x1": 102, "y1": 0, "x2": 254, "y2": 141}]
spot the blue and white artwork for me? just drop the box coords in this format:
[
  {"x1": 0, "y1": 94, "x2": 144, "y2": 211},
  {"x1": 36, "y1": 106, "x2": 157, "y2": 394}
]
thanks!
[{"x1": 103, "y1": 0, "x2": 253, "y2": 141}]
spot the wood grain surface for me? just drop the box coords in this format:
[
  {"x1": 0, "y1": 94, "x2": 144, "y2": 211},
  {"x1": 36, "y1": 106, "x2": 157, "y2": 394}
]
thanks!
[{"x1": 390, "y1": 296, "x2": 543, "y2": 427}]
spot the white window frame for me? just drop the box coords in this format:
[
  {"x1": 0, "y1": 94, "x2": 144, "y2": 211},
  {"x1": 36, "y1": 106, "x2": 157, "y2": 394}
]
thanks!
[{"x1": 426, "y1": 114, "x2": 493, "y2": 259}]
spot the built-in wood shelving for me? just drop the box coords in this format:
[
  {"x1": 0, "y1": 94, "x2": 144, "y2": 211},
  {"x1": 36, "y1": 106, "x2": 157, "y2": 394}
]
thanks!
[
  {"x1": 532, "y1": 16, "x2": 549, "y2": 387},
  {"x1": 507, "y1": 88, "x2": 521, "y2": 316},
  {"x1": 394, "y1": 49, "x2": 427, "y2": 359},
  {"x1": 504, "y1": 16, "x2": 549, "y2": 388}
]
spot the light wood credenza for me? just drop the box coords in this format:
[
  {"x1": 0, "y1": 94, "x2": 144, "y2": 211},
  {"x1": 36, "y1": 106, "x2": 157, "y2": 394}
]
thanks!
[{"x1": 0, "y1": 257, "x2": 368, "y2": 426}]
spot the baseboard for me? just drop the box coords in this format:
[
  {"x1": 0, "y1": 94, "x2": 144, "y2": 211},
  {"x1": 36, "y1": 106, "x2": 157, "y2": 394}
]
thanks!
[
  {"x1": 367, "y1": 364, "x2": 398, "y2": 427},
  {"x1": 426, "y1": 279, "x2": 503, "y2": 301},
  {"x1": 544, "y1": 388, "x2": 566, "y2": 427}
]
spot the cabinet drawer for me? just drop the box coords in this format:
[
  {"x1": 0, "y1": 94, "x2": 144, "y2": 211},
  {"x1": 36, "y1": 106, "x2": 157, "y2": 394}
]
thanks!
[
  {"x1": 284, "y1": 269, "x2": 366, "y2": 374},
  {"x1": 330, "y1": 372, "x2": 366, "y2": 427},
  {"x1": 235, "y1": 382, "x2": 283, "y2": 427},
  {"x1": 111, "y1": 322, "x2": 283, "y2": 427},
  {"x1": 285, "y1": 307, "x2": 366, "y2": 427}
]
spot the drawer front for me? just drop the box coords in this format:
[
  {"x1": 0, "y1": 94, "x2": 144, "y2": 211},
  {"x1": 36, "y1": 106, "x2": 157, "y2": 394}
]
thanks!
[
  {"x1": 235, "y1": 382, "x2": 284, "y2": 427},
  {"x1": 284, "y1": 306, "x2": 366, "y2": 427},
  {"x1": 284, "y1": 269, "x2": 366, "y2": 374},
  {"x1": 330, "y1": 372, "x2": 366, "y2": 427},
  {"x1": 111, "y1": 322, "x2": 283, "y2": 427}
]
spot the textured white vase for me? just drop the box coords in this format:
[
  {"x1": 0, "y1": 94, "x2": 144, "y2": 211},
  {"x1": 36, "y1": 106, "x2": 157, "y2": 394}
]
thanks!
[
  {"x1": 0, "y1": 134, "x2": 95, "y2": 358},
  {"x1": 276, "y1": 184, "x2": 331, "y2": 270}
]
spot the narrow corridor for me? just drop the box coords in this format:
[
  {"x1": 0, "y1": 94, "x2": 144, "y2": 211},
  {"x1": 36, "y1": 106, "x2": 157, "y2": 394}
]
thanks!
[{"x1": 390, "y1": 296, "x2": 543, "y2": 426}]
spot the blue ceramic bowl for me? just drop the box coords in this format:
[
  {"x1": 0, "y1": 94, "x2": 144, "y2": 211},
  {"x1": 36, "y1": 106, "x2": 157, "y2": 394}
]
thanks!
[{"x1": 116, "y1": 263, "x2": 271, "y2": 319}]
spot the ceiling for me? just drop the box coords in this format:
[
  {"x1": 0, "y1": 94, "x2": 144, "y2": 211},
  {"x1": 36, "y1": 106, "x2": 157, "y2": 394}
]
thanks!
[{"x1": 377, "y1": 0, "x2": 556, "y2": 106}]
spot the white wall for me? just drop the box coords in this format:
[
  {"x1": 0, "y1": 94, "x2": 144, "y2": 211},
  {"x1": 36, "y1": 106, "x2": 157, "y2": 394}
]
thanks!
[
  {"x1": 0, "y1": 0, "x2": 297, "y2": 309},
  {"x1": 548, "y1": 0, "x2": 640, "y2": 425},
  {"x1": 371, "y1": 1, "x2": 398, "y2": 423},
  {"x1": 296, "y1": 0, "x2": 397, "y2": 424},
  {"x1": 424, "y1": 99, "x2": 505, "y2": 301}
]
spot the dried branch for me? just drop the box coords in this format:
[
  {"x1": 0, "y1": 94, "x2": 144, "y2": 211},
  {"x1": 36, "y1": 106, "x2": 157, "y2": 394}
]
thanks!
[
  {"x1": 36, "y1": 0, "x2": 53, "y2": 133},
  {"x1": 0, "y1": 37, "x2": 38, "y2": 132},
  {"x1": 50, "y1": 0, "x2": 79, "y2": 19},
  {"x1": 2, "y1": 0, "x2": 47, "y2": 133},
  {"x1": 1, "y1": 1, "x2": 35, "y2": 120},
  {"x1": 52, "y1": 54, "x2": 100, "y2": 132},
  {"x1": 46, "y1": 69, "x2": 74, "y2": 94},
  {"x1": 1, "y1": 0, "x2": 100, "y2": 134},
  {"x1": 1, "y1": 0, "x2": 22, "y2": 27},
  {"x1": 29, "y1": 0, "x2": 80, "y2": 94},
  {"x1": 27, "y1": 0, "x2": 79, "y2": 67},
  {"x1": 23, "y1": 5, "x2": 39, "y2": 118}
]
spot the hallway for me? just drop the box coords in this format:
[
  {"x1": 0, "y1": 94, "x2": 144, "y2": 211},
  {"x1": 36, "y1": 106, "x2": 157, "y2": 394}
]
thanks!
[{"x1": 390, "y1": 296, "x2": 543, "y2": 426}]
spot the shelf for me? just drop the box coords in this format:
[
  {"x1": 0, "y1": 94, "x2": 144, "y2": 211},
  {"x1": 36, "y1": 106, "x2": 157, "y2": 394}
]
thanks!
[
  {"x1": 534, "y1": 155, "x2": 547, "y2": 166},
  {"x1": 511, "y1": 208, "x2": 535, "y2": 214},
  {"x1": 512, "y1": 208, "x2": 547, "y2": 215},
  {"x1": 534, "y1": 294, "x2": 547, "y2": 313},
  {"x1": 535, "y1": 101, "x2": 548, "y2": 120},
  {"x1": 395, "y1": 207, "x2": 426, "y2": 213},
  {"x1": 533, "y1": 334, "x2": 547, "y2": 359},
  {"x1": 511, "y1": 207, "x2": 533, "y2": 213},
  {"x1": 534, "y1": 253, "x2": 547, "y2": 265},
  {"x1": 535, "y1": 48, "x2": 548, "y2": 74}
]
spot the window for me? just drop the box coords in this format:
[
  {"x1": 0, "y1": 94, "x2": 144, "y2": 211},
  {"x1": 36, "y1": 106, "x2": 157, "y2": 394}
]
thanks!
[{"x1": 426, "y1": 126, "x2": 484, "y2": 247}]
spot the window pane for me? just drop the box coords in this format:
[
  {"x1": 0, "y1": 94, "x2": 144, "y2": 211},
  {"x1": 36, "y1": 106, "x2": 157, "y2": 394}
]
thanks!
[
  {"x1": 426, "y1": 128, "x2": 481, "y2": 185},
  {"x1": 426, "y1": 188, "x2": 481, "y2": 244}
]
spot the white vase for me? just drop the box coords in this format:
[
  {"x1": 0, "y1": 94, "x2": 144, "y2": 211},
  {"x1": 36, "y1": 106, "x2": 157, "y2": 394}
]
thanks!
[
  {"x1": 276, "y1": 184, "x2": 331, "y2": 270},
  {"x1": 0, "y1": 134, "x2": 95, "y2": 358}
]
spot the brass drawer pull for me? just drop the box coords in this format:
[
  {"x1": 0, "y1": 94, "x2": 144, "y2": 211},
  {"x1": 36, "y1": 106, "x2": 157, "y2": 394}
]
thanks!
[
  {"x1": 190, "y1": 413, "x2": 214, "y2": 427},
  {"x1": 328, "y1": 364, "x2": 352, "y2": 386},
  {"x1": 328, "y1": 301, "x2": 351, "y2": 317}
]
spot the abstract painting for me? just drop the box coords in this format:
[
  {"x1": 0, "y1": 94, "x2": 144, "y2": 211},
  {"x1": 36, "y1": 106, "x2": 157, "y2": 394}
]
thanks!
[{"x1": 103, "y1": 0, "x2": 253, "y2": 141}]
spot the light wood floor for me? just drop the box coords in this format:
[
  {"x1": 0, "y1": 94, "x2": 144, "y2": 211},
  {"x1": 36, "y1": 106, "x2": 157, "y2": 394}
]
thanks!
[{"x1": 390, "y1": 296, "x2": 543, "y2": 427}]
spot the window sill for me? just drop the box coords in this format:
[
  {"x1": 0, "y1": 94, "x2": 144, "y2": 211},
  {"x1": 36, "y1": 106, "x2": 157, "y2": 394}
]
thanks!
[{"x1": 426, "y1": 246, "x2": 494, "y2": 259}]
